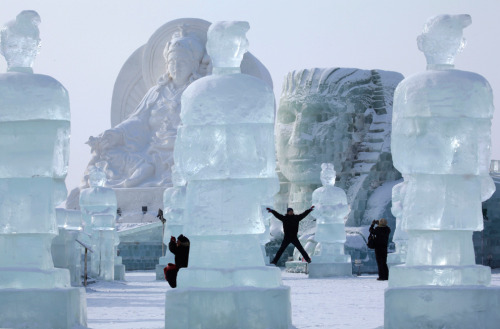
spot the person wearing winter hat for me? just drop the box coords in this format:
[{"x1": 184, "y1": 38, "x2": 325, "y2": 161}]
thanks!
[
  {"x1": 370, "y1": 218, "x2": 391, "y2": 280},
  {"x1": 164, "y1": 234, "x2": 190, "y2": 288},
  {"x1": 267, "y1": 206, "x2": 315, "y2": 265}
]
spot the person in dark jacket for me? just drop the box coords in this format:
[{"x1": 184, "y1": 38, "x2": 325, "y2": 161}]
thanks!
[
  {"x1": 267, "y1": 206, "x2": 315, "y2": 265},
  {"x1": 164, "y1": 234, "x2": 190, "y2": 288},
  {"x1": 370, "y1": 218, "x2": 391, "y2": 280}
]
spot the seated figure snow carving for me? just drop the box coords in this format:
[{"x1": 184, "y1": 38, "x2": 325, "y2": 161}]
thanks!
[{"x1": 85, "y1": 30, "x2": 207, "y2": 188}]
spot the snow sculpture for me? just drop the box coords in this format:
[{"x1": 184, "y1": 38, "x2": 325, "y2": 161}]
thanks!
[
  {"x1": 387, "y1": 179, "x2": 408, "y2": 265},
  {"x1": 308, "y1": 163, "x2": 352, "y2": 277},
  {"x1": 52, "y1": 208, "x2": 83, "y2": 286},
  {"x1": 385, "y1": 14, "x2": 500, "y2": 328},
  {"x1": 0, "y1": 11, "x2": 87, "y2": 327},
  {"x1": 85, "y1": 30, "x2": 206, "y2": 188},
  {"x1": 79, "y1": 165, "x2": 119, "y2": 280},
  {"x1": 275, "y1": 68, "x2": 403, "y2": 235},
  {"x1": 165, "y1": 21, "x2": 291, "y2": 328}
]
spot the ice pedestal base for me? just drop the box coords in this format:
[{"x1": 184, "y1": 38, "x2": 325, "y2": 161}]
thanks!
[
  {"x1": 165, "y1": 285, "x2": 291, "y2": 329},
  {"x1": 389, "y1": 264, "x2": 491, "y2": 287},
  {"x1": 285, "y1": 260, "x2": 308, "y2": 273},
  {"x1": 156, "y1": 264, "x2": 166, "y2": 280},
  {"x1": 385, "y1": 285, "x2": 500, "y2": 329},
  {"x1": 308, "y1": 262, "x2": 352, "y2": 278},
  {"x1": 0, "y1": 287, "x2": 87, "y2": 329},
  {"x1": 387, "y1": 252, "x2": 406, "y2": 266},
  {"x1": 114, "y1": 263, "x2": 125, "y2": 280}
]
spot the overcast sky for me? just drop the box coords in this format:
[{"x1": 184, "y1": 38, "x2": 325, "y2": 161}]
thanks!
[{"x1": 1, "y1": 0, "x2": 499, "y2": 191}]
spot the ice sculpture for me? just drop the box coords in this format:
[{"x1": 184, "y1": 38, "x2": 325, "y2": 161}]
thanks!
[
  {"x1": 0, "y1": 11, "x2": 87, "y2": 327},
  {"x1": 385, "y1": 14, "x2": 500, "y2": 328},
  {"x1": 79, "y1": 165, "x2": 118, "y2": 280},
  {"x1": 387, "y1": 179, "x2": 408, "y2": 265},
  {"x1": 308, "y1": 163, "x2": 352, "y2": 277},
  {"x1": 164, "y1": 21, "x2": 292, "y2": 328},
  {"x1": 155, "y1": 182, "x2": 186, "y2": 280},
  {"x1": 275, "y1": 68, "x2": 403, "y2": 235},
  {"x1": 52, "y1": 208, "x2": 83, "y2": 286}
]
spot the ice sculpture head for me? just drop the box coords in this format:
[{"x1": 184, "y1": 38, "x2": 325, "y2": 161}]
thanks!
[
  {"x1": 320, "y1": 163, "x2": 336, "y2": 186},
  {"x1": 206, "y1": 21, "x2": 249, "y2": 68},
  {"x1": 0, "y1": 10, "x2": 41, "y2": 72},
  {"x1": 164, "y1": 28, "x2": 205, "y2": 86},
  {"x1": 88, "y1": 164, "x2": 107, "y2": 188},
  {"x1": 417, "y1": 14, "x2": 471, "y2": 68}
]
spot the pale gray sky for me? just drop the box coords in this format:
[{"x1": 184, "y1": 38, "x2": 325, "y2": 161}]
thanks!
[{"x1": 1, "y1": 0, "x2": 499, "y2": 191}]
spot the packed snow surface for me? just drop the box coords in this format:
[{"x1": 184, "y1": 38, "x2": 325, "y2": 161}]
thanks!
[{"x1": 85, "y1": 269, "x2": 500, "y2": 328}]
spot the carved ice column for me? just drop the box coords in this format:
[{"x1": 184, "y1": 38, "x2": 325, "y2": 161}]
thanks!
[
  {"x1": 385, "y1": 14, "x2": 500, "y2": 329},
  {"x1": 308, "y1": 163, "x2": 352, "y2": 277},
  {"x1": 155, "y1": 182, "x2": 186, "y2": 280},
  {"x1": 387, "y1": 179, "x2": 408, "y2": 265},
  {"x1": 52, "y1": 208, "x2": 84, "y2": 286},
  {"x1": 79, "y1": 166, "x2": 118, "y2": 281},
  {"x1": 0, "y1": 11, "x2": 87, "y2": 327},
  {"x1": 164, "y1": 21, "x2": 291, "y2": 329}
]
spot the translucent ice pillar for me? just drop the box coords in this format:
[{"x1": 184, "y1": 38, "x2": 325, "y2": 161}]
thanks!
[
  {"x1": 52, "y1": 208, "x2": 83, "y2": 286},
  {"x1": 155, "y1": 183, "x2": 186, "y2": 280},
  {"x1": 0, "y1": 11, "x2": 87, "y2": 328},
  {"x1": 308, "y1": 163, "x2": 352, "y2": 277},
  {"x1": 385, "y1": 14, "x2": 500, "y2": 329},
  {"x1": 79, "y1": 165, "x2": 118, "y2": 281},
  {"x1": 387, "y1": 179, "x2": 408, "y2": 265},
  {"x1": 165, "y1": 21, "x2": 291, "y2": 329}
]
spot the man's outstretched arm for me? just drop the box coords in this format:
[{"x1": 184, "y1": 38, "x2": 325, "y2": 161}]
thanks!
[
  {"x1": 266, "y1": 208, "x2": 285, "y2": 221},
  {"x1": 297, "y1": 206, "x2": 315, "y2": 221}
]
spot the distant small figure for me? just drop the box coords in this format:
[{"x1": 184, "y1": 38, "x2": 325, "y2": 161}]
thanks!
[
  {"x1": 267, "y1": 206, "x2": 315, "y2": 265},
  {"x1": 369, "y1": 218, "x2": 391, "y2": 280},
  {"x1": 164, "y1": 234, "x2": 190, "y2": 288}
]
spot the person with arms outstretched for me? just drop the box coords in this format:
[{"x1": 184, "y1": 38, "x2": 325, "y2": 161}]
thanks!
[{"x1": 267, "y1": 206, "x2": 315, "y2": 265}]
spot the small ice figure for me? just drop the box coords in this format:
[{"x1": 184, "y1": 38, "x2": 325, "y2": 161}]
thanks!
[
  {"x1": 308, "y1": 163, "x2": 352, "y2": 277},
  {"x1": 79, "y1": 164, "x2": 118, "y2": 281},
  {"x1": 385, "y1": 14, "x2": 500, "y2": 329}
]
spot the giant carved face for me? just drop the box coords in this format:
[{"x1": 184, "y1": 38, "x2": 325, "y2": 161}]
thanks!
[{"x1": 276, "y1": 99, "x2": 343, "y2": 184}]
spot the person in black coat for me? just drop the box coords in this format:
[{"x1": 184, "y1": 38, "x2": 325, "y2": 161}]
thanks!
[
  {"x1": 370, "y1": 218, "x2": 391, "y2": 281},
  {"x1": 164, "y1": 234, "x2": 190, "y2": 288},
  {"x1": 267, "y1": 206, "x2": 315, "y2": 265}
]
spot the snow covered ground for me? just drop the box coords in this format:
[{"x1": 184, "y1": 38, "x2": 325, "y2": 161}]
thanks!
[{"x1": 86, "y1": 269, "x2": 500, "y2": 329}]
